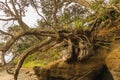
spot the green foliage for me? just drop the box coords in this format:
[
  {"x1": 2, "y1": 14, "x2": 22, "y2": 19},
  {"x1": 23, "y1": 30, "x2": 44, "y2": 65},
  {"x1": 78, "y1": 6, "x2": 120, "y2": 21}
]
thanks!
[
  {"x1": 73, "y1": 18, "x2": 84, "y2": 29},
  {"x1": 110, "y1": 0, "x2": 120, "y2": 4},
  {"x1": 8, "y1": 25, "x2": 22, "y2": 34},
  {"x1": 38, "y1": 1, "x2": 89, "y2": 30},
  {"x1": 17, "y1": 44, "x2": 30, "y2": 54},
  {"x1": 22, "y1": 52, "x2": 48, "y2": 67},
  {"x1": 0, "y1": 42, "x2": 4, "y2": 46},
  {"x1": 60, "y1": 13, "x2": 71, "y2": 25},
  {"x1": 21, "y1": 49, "x2": 61, "y2": 68}
]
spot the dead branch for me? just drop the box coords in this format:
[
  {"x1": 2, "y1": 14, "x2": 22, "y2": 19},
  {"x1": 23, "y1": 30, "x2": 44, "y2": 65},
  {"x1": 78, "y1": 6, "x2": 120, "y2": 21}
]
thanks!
[{"x1": 51, "y1": 40, "x2": 66, "y2": 49}]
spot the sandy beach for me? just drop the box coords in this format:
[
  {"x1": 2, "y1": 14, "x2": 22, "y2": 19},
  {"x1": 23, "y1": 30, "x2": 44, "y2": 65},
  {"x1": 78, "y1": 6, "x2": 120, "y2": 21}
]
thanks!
[{"x1": 0, "y1": 68, "x2": 38, "y2": 80}]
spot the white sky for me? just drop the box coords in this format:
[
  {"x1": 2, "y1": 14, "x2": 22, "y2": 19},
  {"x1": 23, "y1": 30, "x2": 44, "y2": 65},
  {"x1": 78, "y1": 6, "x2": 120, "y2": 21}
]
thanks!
[
  {"x1": 0, "y1": 52, "x2": 13, "y2": 63},
  {"x1": 22, "y1": 6, "x2": 42, "y2": 27},
  {"x1": 0, "y1": 6, "x2": 42, "y2": 30}
]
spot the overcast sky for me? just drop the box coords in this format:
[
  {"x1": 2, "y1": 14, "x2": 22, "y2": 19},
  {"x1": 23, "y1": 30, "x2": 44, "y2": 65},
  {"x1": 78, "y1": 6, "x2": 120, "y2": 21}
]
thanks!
[{"x1": 0, "y1": 6, "x2": 42, "y2": 31}]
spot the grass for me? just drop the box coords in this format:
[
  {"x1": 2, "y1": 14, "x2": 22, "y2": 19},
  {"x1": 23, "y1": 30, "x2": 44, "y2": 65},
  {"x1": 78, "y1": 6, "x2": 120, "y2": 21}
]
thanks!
[
  {"x1": 22, "y1": 60, "x2": 48, "y2": 68},
  {"x1": 15, "y1": 49, "x2": 61, "y2": 68}
]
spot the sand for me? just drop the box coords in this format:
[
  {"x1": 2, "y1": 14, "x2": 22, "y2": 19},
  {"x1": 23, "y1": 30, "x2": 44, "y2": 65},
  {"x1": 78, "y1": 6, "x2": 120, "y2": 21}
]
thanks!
[{"x1": 0, "y1": 68, "x2": 38, "y2": 80}]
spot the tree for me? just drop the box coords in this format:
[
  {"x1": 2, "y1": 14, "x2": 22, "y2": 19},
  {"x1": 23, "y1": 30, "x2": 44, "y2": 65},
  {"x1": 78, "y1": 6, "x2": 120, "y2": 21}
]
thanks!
[{"x1": 0, "y1": 0, "x2": 120, "y2": 80}]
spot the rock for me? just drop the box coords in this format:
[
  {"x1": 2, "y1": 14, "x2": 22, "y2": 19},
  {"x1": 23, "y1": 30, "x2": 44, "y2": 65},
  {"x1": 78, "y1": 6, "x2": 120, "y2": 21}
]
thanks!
[
  {"x1": 34, "y1": 52, "x2": 112, "y2": 80},
  {"x1": 33, "y1": 42, "x2": 120, "y2": 80},
  {"x1": 25, "y1": 71, "x2": 30, "y2": 74},
  {"x1": 105, "y1": 42, "x2": 120, "y2": 80}
]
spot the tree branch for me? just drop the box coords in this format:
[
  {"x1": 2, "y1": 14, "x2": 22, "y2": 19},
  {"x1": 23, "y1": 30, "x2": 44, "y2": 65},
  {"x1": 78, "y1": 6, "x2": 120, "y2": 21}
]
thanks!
[
  {"x1": 31, "y1": 0, "x2": 51, "y2": 26},
  {"x1": 5, "y1": 0, "x2": 16, "y2": 17},
  {"x1": 31, "y1": 0, "x2": 58, "y2": 35},
  {"x1": 14, "y1": 37, "x2": 52, "y2": 80},
  {"x1": 0, "y1": 18, "x2": 16, "y2": 21},
  {"x1": 9, "y1": 0, "x2": 29, "y2": 31},
  {"x1": 0, "y1": 32, "x2": 24, "y2": 66},
  {"x1": 0, "y1": 28, "x2": 57, "y2": 66},
  {"x1": 10, "y1": 0, "x2": 20, "y2": 19},
  {"x1": 0, "y1": 30, "x2": 13, "y2": 37},
  {"x1": 52, "y1": 0, "x2": 58, "y2": 25}
]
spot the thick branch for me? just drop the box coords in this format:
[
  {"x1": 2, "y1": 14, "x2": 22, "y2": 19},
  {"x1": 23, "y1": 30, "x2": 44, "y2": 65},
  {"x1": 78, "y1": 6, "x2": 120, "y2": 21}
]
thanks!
[
  {"x1": 52, "y1": 0, "x2": 58, "y2": 25},
  {"x1": 14, "y1": 37, "x2": 52, "y2": 80},
  {"x1": 0, "y1": 32, "x2": 23, "y2": 66},
  {"x1": 0, "y1": 28, "x2": 57, "y2": 51},
  {"x1": 25, "y1": 28, "x2": 56, "y2": 37},
  {"x1": 0, "y1": 33, "x2": 23, "y2": 52},
  {"x1": 0, "y1": 28, "x2": 71, "y2": 66},
  {"x1": 39, "y1": 40, "x2": 58, "y2": 51},
  {"x1": 0, "y1": 28, "x2": 56, "y2": 65}
]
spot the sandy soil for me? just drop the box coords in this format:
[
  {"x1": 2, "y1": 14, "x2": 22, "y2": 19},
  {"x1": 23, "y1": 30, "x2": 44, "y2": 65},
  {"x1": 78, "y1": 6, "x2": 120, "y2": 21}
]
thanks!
[{"x1": 0, "y1": 68, "x2": 38, "y2": 80}]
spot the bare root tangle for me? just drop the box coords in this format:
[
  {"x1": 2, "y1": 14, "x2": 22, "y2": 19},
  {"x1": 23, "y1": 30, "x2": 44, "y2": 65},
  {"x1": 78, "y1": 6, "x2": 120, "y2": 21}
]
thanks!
[
  {"x1": 78, "y1": 35, "x2": 93, "y2": 61},
  {"x1": 6, "y1": 62, "x2": 15, "y2": 75},
  {"x1": 59, "y1": 31, "x2": 94, "y2": 62},
  {"x1": 61, "y1": 38, "x2": 73, "y2": 61}
]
